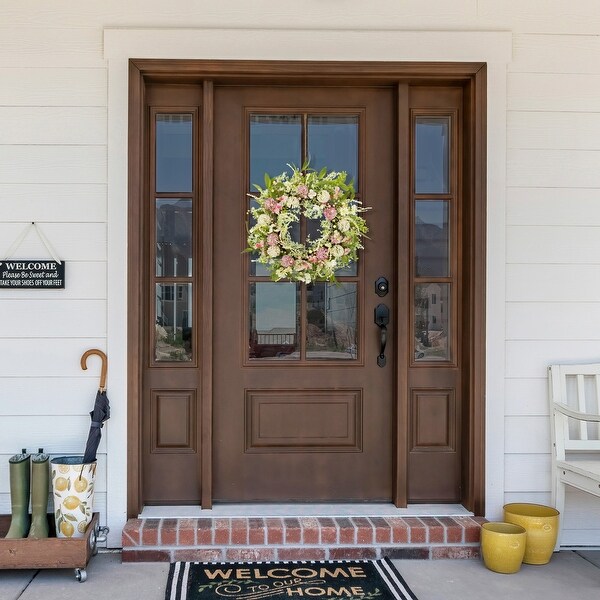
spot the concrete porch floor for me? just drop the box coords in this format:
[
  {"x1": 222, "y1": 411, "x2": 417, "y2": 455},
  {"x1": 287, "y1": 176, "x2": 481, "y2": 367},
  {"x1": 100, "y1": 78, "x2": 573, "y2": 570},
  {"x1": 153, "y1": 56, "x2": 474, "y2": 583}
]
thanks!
[{"x1": 1, "y1": 550, "x2": 599, "y2": 600}]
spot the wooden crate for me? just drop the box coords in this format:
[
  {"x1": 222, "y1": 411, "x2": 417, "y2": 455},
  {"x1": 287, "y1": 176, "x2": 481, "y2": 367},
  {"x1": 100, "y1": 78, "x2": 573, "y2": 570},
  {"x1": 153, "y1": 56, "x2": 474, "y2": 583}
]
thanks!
[{"x1": 0, "y1": 512, "x2": 98, "y2": 570}]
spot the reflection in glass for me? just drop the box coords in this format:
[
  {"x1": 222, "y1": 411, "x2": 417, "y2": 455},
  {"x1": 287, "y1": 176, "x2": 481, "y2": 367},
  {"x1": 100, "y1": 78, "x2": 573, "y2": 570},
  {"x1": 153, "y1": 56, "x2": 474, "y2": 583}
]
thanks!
[
  {"x1": 307, "y1": 283, "x2": 357, "y2": 360},
  {"x1": 156, "y1": 199, "x2": 192, "y2": 277},
  {"x1": 415, "y1": 117, "x2": 449, "y2": 194},
  {"x1": 415, "y1": 200, "x2": 449, "y2": 277},
  {"x1": 414, "y1": 283, "x2": 450, "y2": 362},
  {"x1": 249, "y1": 282, "x2": 300, "y2": 360},
  {"x1": 156, "y1": 114, "x2": 193, "y2": 193},
  {"x1": 250, "y1": 115, "x2": 301, "y2": 189},
  {"x1": 307, "y1": 116, "x2": 358, "y2": 186},
  {"x1": 155, "y1": 283, "x2": 193, "y2": 362}
]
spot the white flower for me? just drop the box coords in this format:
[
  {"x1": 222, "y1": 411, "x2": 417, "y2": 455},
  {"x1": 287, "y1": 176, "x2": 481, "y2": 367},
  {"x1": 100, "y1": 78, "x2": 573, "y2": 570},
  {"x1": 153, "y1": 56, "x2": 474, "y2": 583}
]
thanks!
[
  {"x1": 257, "y1": 214, "x2": 271, "y2": 226},
  {"x1": 267, "y1": 245, "x2": 281, "y2": 258},
  {"x1": 317, "y1": 190, "x2": 330, "y2": 204},
  {"x1": 308, "y1": 189, "x2": 317, "y2": 199},
  {"x1": 288, "y1": 197, "x2": 300, "y2": 209},
  {"x1": 330, "y1": 244, "x2": 344, "y2": 258},
  {"x1": 338, "y1": 218, "x2": 351, "y2": 232}
]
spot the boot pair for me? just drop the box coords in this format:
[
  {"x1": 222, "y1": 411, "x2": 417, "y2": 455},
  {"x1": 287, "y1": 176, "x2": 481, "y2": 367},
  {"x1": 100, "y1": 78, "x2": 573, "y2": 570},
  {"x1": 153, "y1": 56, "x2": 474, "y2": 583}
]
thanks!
[{"x1": 5, "y1": 449, "x2": 49, "y2": 539}]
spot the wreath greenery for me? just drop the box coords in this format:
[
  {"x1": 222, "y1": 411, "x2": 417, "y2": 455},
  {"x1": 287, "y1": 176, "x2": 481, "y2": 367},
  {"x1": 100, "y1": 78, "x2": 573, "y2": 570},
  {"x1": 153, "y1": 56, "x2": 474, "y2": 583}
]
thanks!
[{"x1": 246, "y1": 164, "x2": 369, "y2": 283}]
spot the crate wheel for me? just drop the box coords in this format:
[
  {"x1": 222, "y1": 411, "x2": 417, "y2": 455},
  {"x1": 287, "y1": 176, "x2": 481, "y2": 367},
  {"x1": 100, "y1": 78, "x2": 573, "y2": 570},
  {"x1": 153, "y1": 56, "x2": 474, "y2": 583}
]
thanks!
[{"x1": 75, "y1": 568, "x2": 87, "y2": 583}]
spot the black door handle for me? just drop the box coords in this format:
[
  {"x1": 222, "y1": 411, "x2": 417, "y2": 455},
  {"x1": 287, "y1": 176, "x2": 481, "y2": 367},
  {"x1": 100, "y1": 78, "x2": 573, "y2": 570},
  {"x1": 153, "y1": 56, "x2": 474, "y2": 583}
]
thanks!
[{"x1": 374, "y1": 303, "x2": 389, "y2": 367}]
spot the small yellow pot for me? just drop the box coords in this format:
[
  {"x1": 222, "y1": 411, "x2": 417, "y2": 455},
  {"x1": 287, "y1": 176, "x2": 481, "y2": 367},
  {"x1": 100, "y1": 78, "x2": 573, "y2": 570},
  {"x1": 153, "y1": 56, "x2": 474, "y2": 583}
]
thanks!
[
  {"x1": 480, "y1": 522, "x2": 527, "y2": 574},
  {"x1": 503, "y1": 503, "x2": 559, "y2": 565}
]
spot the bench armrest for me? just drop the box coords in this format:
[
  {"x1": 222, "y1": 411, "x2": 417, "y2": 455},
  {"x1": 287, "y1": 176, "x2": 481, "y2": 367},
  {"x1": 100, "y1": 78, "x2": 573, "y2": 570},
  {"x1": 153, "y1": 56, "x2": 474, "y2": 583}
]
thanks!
[{"x1": 553, "y1": 402, "x2": 600, "y2": 423}]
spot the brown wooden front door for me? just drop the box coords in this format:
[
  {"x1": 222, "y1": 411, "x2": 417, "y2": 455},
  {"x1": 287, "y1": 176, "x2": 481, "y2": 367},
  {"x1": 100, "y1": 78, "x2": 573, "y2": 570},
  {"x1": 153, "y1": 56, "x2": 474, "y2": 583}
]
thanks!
[
  {"x1": 213, "y1": 86, "x2": 395, "y2": 501},
  {"x1": 131, "y1": 63, "x2": 484, "y2": 512}
]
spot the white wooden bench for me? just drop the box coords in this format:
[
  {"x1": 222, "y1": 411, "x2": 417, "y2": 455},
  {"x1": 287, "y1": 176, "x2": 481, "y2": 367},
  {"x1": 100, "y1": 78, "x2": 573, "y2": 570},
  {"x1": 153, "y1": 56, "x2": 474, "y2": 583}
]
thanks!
[{"x1": 548, "y1": 363, "x2": 600, "y2": 550}]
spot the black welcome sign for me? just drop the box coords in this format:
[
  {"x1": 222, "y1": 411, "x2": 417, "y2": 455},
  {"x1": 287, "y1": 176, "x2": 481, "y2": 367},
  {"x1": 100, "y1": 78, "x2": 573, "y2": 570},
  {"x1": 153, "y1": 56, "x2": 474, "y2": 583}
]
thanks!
[{"x1": 0, "y1": 259, "x2": 65, "y2": 289}]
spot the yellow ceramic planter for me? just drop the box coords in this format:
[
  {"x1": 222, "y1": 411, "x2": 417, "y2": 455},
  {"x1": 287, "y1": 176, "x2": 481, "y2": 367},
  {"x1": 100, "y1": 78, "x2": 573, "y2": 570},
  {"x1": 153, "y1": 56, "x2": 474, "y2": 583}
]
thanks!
[
  {"x1": 503, "y1": 503, "x2": 559, "y2": 565},
  {"x1": 480, "y1": 522, "x2": 527, "y2": 574}
]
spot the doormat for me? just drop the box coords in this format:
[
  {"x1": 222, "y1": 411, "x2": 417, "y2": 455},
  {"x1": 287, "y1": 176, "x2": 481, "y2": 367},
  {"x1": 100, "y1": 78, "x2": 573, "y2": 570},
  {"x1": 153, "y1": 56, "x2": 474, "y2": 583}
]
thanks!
[{"x1": 165, "y1": 559, "x2": 417, "y2": 600}]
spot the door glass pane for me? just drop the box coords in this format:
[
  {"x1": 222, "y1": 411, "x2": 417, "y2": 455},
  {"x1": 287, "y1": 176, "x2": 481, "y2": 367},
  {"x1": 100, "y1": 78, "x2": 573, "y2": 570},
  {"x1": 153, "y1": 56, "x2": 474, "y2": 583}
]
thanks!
[
  {"x1": 156, "y1": 114, "x2": 192, "y2": 193},
  {"x1": 307, "y1": 283, "x2": 357, "y2": 360},
  {"x1": 155, "y1": 283, "x2": 193, "y2": 362},
  {"x1": 415, "y1": 200, "x2": 449, "y2": 277},
  {"x1": 308, "y1": 115, "x2": 358, "y2": 186},
  {"x1": 249, "y1": 282, "x2": 300, "y2": 360},
  {"x1": 415, "y1": 117, "x2": 449, "y2": 194},
  {"x1": 156, "y1": 199, "x2": 192, "y2": 277},
  {"x1": 250, "y1": 115, "x2": 301, "y2": 189},
  {"x1": 414, "y1": 283, "x2": 450, "y2": 361}
]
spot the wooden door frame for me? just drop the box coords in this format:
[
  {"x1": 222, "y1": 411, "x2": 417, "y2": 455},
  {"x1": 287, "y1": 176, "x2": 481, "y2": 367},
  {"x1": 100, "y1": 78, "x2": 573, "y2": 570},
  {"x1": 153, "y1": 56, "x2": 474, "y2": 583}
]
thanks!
[{"x1": 127, "y1": 59, "x2": 486, "y2": 518}]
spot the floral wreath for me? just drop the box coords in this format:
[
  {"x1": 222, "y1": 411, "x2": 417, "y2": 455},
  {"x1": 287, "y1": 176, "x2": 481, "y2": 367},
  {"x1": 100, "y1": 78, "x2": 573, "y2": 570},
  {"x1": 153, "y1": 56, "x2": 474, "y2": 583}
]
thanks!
[{"x1": 246, "y1": 164, "x2": 369, "y2": 283}]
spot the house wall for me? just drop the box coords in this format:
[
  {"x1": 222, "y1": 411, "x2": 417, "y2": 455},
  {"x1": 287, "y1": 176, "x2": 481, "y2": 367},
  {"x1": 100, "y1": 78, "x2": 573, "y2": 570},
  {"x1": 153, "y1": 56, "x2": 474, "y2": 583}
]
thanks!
[{"x1": 1, "y1": 1, "x2": 599, "y2": 548}]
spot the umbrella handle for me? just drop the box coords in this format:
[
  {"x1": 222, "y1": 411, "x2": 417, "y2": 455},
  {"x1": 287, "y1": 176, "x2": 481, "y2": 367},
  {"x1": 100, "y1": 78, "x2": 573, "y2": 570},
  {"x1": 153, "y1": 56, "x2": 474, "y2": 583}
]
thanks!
[{"x1": 81, "y1": 349, "x2": 108, "y2": 392}]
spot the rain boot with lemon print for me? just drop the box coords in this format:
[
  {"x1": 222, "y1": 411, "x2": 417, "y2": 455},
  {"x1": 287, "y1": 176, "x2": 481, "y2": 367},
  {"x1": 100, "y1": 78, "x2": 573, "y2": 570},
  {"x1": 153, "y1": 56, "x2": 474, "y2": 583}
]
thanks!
[
  {"x1": 5, "y1": 451, "x2": 30, "y2": 539},
  {"x1": 28, "y1": 450, "x2": 49, "y2": 539}
]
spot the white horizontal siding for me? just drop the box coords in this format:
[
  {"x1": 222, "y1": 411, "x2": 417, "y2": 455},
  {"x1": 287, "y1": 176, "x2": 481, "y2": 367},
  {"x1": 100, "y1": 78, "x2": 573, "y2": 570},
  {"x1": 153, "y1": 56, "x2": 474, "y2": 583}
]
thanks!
[
  {"x1": 507, "y1": 302, "x2": 600, "y2": 340},
  {"x1": 505, "y1": 377, "x2": 548, "y2": 416},
  {"x1": 0, "y1": 184, "x2": 106, "y2": 222},
  {"x1": 0, "y1": 300, "x2": 106, "y2": 338},
  {"x1": 507, "y1": 149, "x2": 600, "y2": 188},
  {"x1": 508, "y1": 112, "x2": 600, "y2": 150},
  {"x1": 505, "y1": 454, "x2": 551, "y2": 492},
  {"x1": 508, "y1": 73, "x2": 600, "y2": 112},
  {"x1": 505, "y1": 416, "x2": 550, "y2": 454},
  {"x1": 0, "y1": 338, "x2": 106, "y2": 378},
  {"x1": 479, "y1": 0, "x2": 600, "y2": 34},
  {"x1": 0, "y1": 223, "x2": 106, "y2": 261},
  {"x1": 0, "y1": 107, "x2": 107, "y2": 145},
  {"x1": 506, "y1": 341, "x2": 600, "y2": 378},
  {"x1": 511, "y1": 34, "x2": 600, "y2": 74},
  {"x1": 507, "y1": 264, "x2": 600, "y2": 302},
  {"x1": 0, "y1": 27, "x2": 104, "y2": 68},
  {"x1": 0, "y1": 1, "x2": 479, "y2": 30},
  {"x1": 0, "y1": 68, "x2": 106, "y2": 106},
  {"x1": 0, "y1": 417, "x2": 107, "y2": 454},
  {"x1": 0, "y1": 378, "x2": 108, "y2": 416},
  {"x1": 507, "y1": 188, "x2": 600, "y2": 226},
  {"x1": 0, "y1": 146, "x2": 106, "y2": 184},
  {"x1": 507, "y1": 226, "x2": 600, "y2": 264}
]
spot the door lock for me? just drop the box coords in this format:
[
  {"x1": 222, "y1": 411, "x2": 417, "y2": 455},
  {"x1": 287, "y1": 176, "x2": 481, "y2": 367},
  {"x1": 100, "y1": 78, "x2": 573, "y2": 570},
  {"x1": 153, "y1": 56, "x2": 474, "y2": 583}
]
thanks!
[{"x1": 375, "y1": 276, "x2": 389, "y2": 297}]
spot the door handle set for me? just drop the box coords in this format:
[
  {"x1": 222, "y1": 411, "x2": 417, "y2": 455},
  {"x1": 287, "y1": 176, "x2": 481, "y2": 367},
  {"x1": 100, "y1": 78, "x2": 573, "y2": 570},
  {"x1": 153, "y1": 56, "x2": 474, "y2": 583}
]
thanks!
[{"x1": 374, "y1": 302, "x2": 389, "y2": 368}]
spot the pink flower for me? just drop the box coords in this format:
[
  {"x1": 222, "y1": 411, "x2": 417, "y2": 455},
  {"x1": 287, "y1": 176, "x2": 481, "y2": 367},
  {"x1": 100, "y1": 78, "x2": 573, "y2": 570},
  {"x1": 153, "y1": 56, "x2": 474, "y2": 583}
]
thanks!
[
  {"x1": 264, "y1": 198, "x2": 282, "y2": 213},
  {"x1": 333, "y1": 186, "x2": 341, "y2": 199},
  {"x1": 296, "y1": 260, "x2": 310, "y2": 271},
  {"x1": 254, "y1": 241, "x2": 264, "y2": 249},
  {"x1": 315, "y1": 247, "x2": 329, "y2": 261},
  {"x1": 296, "y1": 184, "x2": 309, "y2": 198},
  {"x1": 308, "y1": 255, "x2": 319, "y2": 264},
  {"x1": 330, "y1": 231, "x2": 343, "y2": 244},
  {"x1": 323, "y1": 205, "x2": 337, "y2": 221},
  {"x1": 281, "y1": 255, "x2": 295, "y2": 268},
  {"x1": 266, "y1": 233, "x2": 279, "y2": 246}
]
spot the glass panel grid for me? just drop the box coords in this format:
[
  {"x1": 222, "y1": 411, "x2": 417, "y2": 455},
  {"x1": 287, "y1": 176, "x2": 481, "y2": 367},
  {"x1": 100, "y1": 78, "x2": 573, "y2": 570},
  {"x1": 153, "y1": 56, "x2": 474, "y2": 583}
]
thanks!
[
  {"x1": 156, "y1": 114, "x2": 193, "y2": 193},
  {"x1": 415, "y1": 117, "x2": 449, "y2": 195}
]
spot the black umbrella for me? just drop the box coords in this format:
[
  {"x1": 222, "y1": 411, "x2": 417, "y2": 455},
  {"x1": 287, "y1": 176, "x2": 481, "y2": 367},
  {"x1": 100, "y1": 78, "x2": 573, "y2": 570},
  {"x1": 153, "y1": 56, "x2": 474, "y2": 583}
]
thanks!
[{"x1": 80, "y1": 349, "x2": 110, "y2": 464}]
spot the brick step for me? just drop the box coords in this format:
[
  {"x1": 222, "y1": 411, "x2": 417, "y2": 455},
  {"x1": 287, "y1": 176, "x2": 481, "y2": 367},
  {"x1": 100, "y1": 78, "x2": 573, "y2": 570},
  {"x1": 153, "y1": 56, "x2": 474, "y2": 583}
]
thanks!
[{"x1": 122, "y1": 515, "x2": 485, "y2": 562}]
